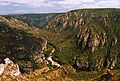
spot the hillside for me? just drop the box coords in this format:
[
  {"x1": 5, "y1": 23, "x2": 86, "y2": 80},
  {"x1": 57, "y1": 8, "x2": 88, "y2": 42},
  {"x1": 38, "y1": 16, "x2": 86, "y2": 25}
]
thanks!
[
  {"x1": 45, "y1": 8, "x2": 120, "y2": 71},
  {"x1": 2, "y1": 13, "x2": 60, "y2": 29},
  {"x1": 0, "y1": 16, "x2": 47, "y2": 74},
  {"x1": 0, "y1": 8, "x2": 120, "y2": 81}
]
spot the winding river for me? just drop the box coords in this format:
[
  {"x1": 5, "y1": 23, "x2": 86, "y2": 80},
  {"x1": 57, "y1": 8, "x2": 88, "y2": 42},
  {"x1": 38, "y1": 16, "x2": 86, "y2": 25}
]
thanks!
[{"x1": 47, "y1": 47, "x2": 60, "y2": 67}]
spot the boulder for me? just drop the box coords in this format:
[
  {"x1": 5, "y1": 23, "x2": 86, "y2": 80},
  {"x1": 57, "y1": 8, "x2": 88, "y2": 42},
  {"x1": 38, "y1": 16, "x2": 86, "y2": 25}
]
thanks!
[{"x1": 0, "y1": 58, "x2": 21, "y2": 77}]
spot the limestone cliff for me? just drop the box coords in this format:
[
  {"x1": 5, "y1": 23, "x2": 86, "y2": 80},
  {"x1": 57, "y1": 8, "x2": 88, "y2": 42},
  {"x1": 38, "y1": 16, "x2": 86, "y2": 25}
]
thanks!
[
  {"x1": 0, "y1": 16, "x2": 47, "y2": 73},
  {"x1": 0, "y1": 58, "x2": 21, "y2": 79},
  {"x1": 46, "y1": 9, "x2": 120, "y2": 70}
]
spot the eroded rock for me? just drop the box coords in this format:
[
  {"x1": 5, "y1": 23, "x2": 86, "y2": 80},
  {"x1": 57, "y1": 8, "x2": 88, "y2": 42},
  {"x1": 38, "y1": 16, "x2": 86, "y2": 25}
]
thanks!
[{"x1": 0, "y1": 58, "x2": 21, "y2": 77}]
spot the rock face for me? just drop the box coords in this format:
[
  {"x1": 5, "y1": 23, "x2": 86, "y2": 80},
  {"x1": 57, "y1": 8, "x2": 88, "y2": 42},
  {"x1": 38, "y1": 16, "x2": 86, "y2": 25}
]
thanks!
[
  {"x1": 0, "y1": 58, "x2": 20, "y2": 77},
  {"x1": 46, "y1": 9, "x2": 120, "y2": 70},
  {"x1": 77, "y1": 19, "x2": 107, "y2": 52},
  {"x1": 3, "y1": 13, "x2": 60, "y2": 29},
  {"x1": 0, "y1": 16, "x2": 47, "y2": 73},
  {"x1": 76, "y1": 57, "x2": 89, "y2": 70},
  {"x1": 0, "y1": 16, "x2": 28, "y2": 29},
  {"x1": 0, "y1": 9, "x2": 119, "y2": 73}
]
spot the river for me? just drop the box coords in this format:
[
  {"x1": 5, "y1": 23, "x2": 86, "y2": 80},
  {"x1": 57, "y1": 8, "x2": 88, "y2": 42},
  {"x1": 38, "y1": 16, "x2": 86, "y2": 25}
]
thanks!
[{"x1": 47, "y1": 47, "x2": 60, "y2": 67}]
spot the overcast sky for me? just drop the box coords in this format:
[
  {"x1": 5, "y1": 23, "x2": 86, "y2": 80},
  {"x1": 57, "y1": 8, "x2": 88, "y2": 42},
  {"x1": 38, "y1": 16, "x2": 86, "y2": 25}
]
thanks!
[{"x1": 0, "y1": 0, "x2": 120, "y2": 15}]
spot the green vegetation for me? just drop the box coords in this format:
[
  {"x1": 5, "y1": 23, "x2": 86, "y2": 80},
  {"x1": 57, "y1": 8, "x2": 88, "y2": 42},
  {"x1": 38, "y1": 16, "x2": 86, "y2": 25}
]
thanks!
[
  {"x1": 45, "y1": 8, "x2": 120, "y2": 70},
  {"x1": 0, "y1": 16, "x2": 46, "y2": 74},
  {"x1": 44, "y1": 44, "x2": 53, "y2": 58},
  {"x1": 0, "y1": 8, "x2": 120, "y2": 80},
  {"x1": 2, "y1": 13, "x2": 61, "y2": 29}
]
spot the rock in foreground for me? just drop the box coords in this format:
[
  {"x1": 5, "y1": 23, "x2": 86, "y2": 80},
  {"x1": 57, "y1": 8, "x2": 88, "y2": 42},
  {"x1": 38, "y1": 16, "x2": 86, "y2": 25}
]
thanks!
[{"x1": 0, "y1": 58, "x2": 21, "y2": 79}]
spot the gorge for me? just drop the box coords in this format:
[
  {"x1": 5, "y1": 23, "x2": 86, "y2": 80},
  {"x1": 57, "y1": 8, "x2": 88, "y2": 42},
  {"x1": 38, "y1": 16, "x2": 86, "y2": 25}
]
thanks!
[{"x1": 0, "y1": 8, "x2": 120, "y2": 81}]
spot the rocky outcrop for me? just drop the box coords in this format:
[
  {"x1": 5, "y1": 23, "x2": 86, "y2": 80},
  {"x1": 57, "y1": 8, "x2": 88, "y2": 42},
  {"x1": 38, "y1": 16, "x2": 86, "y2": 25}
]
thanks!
[
  {"x1": 47, "y1": 9, "x2": 119, "y2": 51},
  {"x1": 46, "y1": 9, "x2": 120, "y2": 71},
  {"x1": 76, "y1": 57, "x2": 89, "y2": 70},
  {"x1": 0, "y1": 58, "x2": 20, "y2": 78},
  {"x1": 104, "y1": 48, "x2": 118, "y2": 69},
  {"x1": 0, "y1": 16, "x2": 47, "y2": 73},
  {"x1": 77, "y1": 20, "x2": 107, "y2": 52},
  {"x1": 0, "y1": 16, "x2": 28, "y2": 29},
  {"x1": 3, "y1": 13, "x2": 60, "y2": 29}
]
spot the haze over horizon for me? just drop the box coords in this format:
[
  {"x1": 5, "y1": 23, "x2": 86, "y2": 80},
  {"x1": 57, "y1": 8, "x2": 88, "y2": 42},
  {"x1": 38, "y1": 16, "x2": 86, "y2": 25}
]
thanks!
[{"x1": 0, "y1": 0, "x2": 120, "y2": 15}]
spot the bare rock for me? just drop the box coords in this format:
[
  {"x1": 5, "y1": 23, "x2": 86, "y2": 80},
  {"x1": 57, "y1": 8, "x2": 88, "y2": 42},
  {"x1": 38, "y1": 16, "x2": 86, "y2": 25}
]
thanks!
[
  {"x1": 76, "y1": 57, "x2": 89, "y2": 70},
  {"x1": 0, "y1": 58, "x2": 21, "y2": 77}
]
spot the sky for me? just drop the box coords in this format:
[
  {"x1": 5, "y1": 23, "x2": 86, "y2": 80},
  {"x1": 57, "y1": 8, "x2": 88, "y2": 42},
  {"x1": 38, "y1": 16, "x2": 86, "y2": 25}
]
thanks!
[{"x1": 0, "y1": 0, "x2": 120, "y2": 15}]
